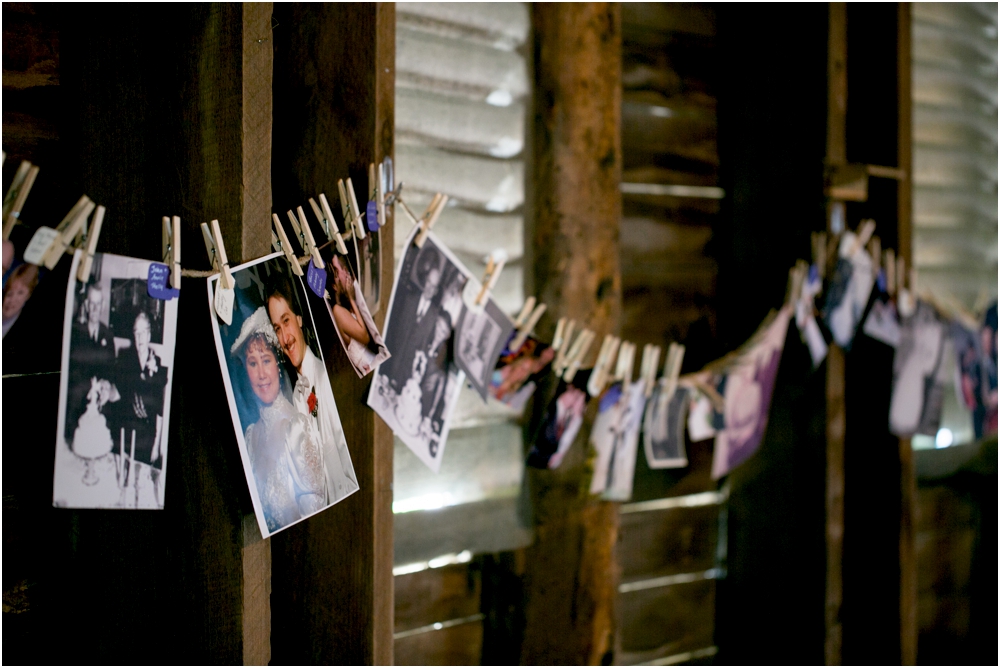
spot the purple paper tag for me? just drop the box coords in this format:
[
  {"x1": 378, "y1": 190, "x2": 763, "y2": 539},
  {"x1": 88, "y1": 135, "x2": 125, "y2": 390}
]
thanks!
[
  {"x1": 366, "y1": 200, "x2": 379, "y2": 231},
  {"x1": 147, "y1": 263, "x2": 179, "y2": 300},
  {"x1": 306, "y1": 258, "x2": 327, "y2": 298}
]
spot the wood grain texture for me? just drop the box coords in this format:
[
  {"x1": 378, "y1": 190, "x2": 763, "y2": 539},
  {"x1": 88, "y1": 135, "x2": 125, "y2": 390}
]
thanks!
[
  {"x1": 521, "y1": 4, "x2": 623, "y2": 665},
  {"x1": 1, "y1": 6, "x2": 274, "y2": 663},
  {"x1": 269, "y1": 3, "x2": 395, "y2": 664}
]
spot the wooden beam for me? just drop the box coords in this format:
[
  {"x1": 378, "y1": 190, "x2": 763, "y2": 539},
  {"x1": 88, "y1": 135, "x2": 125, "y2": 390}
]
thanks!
[
  {"x1": 0, "y1": 5, "x2": 276, "y2": 664},
  {"x1": 824, "y1": 4, "x2": 848, "y2": 666},
  {"x1": 269, "y1": 3, "x2": 395, "y2": 664},
  {"x1": 896, "y1": 3, "x2": 917, "y2": 665},
  {"x1": 522, "y1": 4, "x2": 623, "y2": 665}
]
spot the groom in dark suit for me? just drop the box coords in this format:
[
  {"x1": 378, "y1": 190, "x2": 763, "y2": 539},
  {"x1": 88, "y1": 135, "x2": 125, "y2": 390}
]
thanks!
[
  {"x1": 66, "y1": 284, "x2": 116, "y2": 441},
  {"x1": 380, "y1": 245, "x2": 446, "y2": 393}
]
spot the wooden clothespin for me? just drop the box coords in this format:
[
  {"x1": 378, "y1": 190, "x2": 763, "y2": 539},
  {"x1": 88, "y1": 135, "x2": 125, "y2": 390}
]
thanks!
[
  {"x1": 640, "y1": 343, "x2": 663, "y2": 398},
  {"x1": 43, "y1": 197, "x2": 96, "y2": 269},
  {"x1": 201, "y1": 219, "x2": 234, "y2": 289},
  {"x1": 338, "y1": 178, "x2": 366, "y2": 241},
  {"x1": 587, "y1": 334, "x2": 621, "y2": 397},
  {"x1": 869, "y1": 235, "x2": 881, "y2": 277},
  {"x1": 413, "y1": 193, "x2": 448, "y2": 248},
  {"x1": 475, "y1": 250, "x2": 506, "y2": 306},
  {"x1": 371, "y1": 162, "x2": 386, "y2": 231},
  {"x1": 285, "y1": 208, "x2": 322, "y2": 268},
  {"x1": 2, "y1": 161, "x2": 40, "y2": 240},
  {"x1": 562, "y1": 328, "x2": 595, "y2": 384},
  {"x1": 785, "y1": 261, "x2": 808, "y2": 306},
  {"x1": 161, "y1": 216, "x2": 182, "y2": 290},
  {"x1": 848, "y1": 219, "x2": 876, "y2": 256},
  {"x1": 552, "y1": 318, "x2": 577, "y2": 375},
  {"x1": 811, "y1": 231, "x2": 827, "y2": 280},
  {"x1": 272, "y1": 213, "x2": 304, "y2": 277},
  {"x1": 77, "y1": 205, "x2": 106, "y2": 282},
  {"x1": 297, "y1": 205, "x2": 324, "y2": 268},
  {"x1": 309, "y1": 193, "x2": 347, "y2": 255},
  {"x1": 660, "y1": 342, "x2": 686, "y2": 403},
  {"x1": 612, "y1": 341, "x2": 636, "y2": 384},
  {"x1": 884, "y1": 248, "x2": 896, "y2": 296},
  {"x1": 509, "y1": 297, "x2": 547, "y2": 353}
]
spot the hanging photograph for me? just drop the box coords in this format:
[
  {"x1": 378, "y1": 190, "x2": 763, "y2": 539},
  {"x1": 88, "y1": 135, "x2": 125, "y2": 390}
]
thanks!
[
  {"x1": 526, "y1": 369, "x2": 591, "y2": 470},
  {"x1": 208, "y1": 253, "x2": 358, "y2": 538},
  {"x1": 454, "y1": 298, "x2": 514, "y2": 401},
  {"x1": 889, "y1": 300, "x2": 951, "y2": 438},
  {"x1": 53, "y1": 250, "x2": 178, "y2": 509},
  {"x1": 321, "y1": 247, "x2": 390, "y2": 377},
  {"x1": 589, "y1": 380, "x2": 647, "y2": 500},
  {"x1": 490, "y1": 335, "x2": 555, "y2": 411},
  {"x1": 822, "y1": 231, "x2": 875, "y2": 349},
  {"x1": 711, "y1": 306, "x2": 792, "y2": 479},
  {"x1": 643, "y1": 384, "x2": 690, "y2": 469},
  {"x1": 368, "y1": 228, "x2": 468, "y2": 473},
  {"x1": 351, "y1": 225, "x2": 383, "y2": 316}
]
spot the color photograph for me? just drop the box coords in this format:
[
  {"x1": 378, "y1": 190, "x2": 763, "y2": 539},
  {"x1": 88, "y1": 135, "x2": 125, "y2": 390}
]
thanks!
[
  {"x1": 208, "y1": 253, "x2": 358, "y2": 537},
  {"x1": 322, "y1": 249, "x2": 390, "y2": 377}
]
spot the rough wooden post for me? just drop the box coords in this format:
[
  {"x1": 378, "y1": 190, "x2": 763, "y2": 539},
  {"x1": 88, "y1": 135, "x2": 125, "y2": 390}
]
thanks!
[
  {"x1": 1, "y1": 4, "x2": 275, "y2": 664},
  {"x1": 521, "y1": 4, "x2": 623, "y2": 665},
  {"x1": 824, "y1": 4, "x2": 848, "y2": 666},
  {"x1": 268, "y1": 3, "x2": 395, "y2": 664},
  {"x1": 896, "y1": 4, "x2": 916, "y2": 664}
]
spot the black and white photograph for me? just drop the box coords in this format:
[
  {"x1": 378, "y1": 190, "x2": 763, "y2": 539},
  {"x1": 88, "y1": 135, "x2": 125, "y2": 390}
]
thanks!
[
  {"x1": 889, "y1": 300, "x2": 949, "y2": 437},
  {"x1": 208, "y1": 253, "x2": 359, "y2": 538},
  {"x1": 368, "y1": 228, "x2": 468, "y2": 473},
  {"x1": 643, "y1": 384, "x2": 690, "y2": 469},
  {"x1": 53, "y1": 251, "x2": 178, "y2": 509},
  {"x1": 455, "y1": 298, "x2": 514, "y2": 401},
  {"x1": 322, "y1": 248, "x2": 390, "y2": 377}
]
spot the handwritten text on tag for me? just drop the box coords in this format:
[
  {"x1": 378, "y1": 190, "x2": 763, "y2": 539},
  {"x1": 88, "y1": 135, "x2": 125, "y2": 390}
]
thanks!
[
  {"x1": 306, "y1": 258, "x2": 327, "y2": 298},
  {"x1": 23, "y1": 226, "x2": 60, "y2": 265},
  {"x1": 214, "y1": 285, "x2": 234, "y2": 325},
  {"x1": 147, "y1": 263, "x2": 179, "y2": 300}
]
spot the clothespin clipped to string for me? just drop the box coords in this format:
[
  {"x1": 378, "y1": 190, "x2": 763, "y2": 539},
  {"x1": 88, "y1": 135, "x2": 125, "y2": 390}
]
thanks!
[
  {"x1": 271, "y1": 213, "x2": 304, "y2": 277},
  {"x1": 639, "y1": 343, "x2": 662, "y2": 398},
  {"x1": 612, "y1": 341, "x2": 636, "y2": 385},
  {"x1": 366, "y1": 163, "x2": 381, "y2": 232},
  {"x1": 160, "y1": 216, "x2": 181, "y2": 290},
  {"x1": 202, "y1": 220, "x2": 235, "y2": 324},
  {"x1": 884, "y1": 248, "x2": 896, "y2": 296},
  {"x1": 286, "y1": 207, "x2": 324, "y2": 268},
  {"x1": 869, "y1": 235, "x2": 881, "y2": 279},
  {"x1": 587, "y1": 334, "x2": 621, "y2": 397},
  {"x1": 551, "y1": 318, "x2": 577, "y2": 376},
  {"x1": 659, "y1": 342, "x2": 686, "y2": 404},
  {"x1": 848, "y1": 219, "x2": 876, "y2": 257},
  {"x1": 561, "y1": 328, "x2": 595, "y2": 384},
  {"x1": 338, "y1": 178, "x2": 366, "y2": 241},
  {"x1": 41, "y1": 197, "x2": 96, "y2": 270},
  {"x1": 464, "y1": 249, "x2": 506, "y2": 312},
  {"x1": 312, "y1": 195, "x2": 349, "y2": 255},
  {"x1": 413, "y1": 193, "x2": 448, "y2": 248},
  {"x1": 76, "y1": 205, "x2": 105, "y2": 282},
  {"x1": 811, "y1": 231, "x2": 827, "y2": 280},
  {"x1": 2, "y1": 160, "x2": 40, "y2": 240},
  {"x1": 508, "y1": 297, "x2": 547, "y2": 353},
  {"x1": 785, "y1": 261, "x2": 807, "y2": 307}
]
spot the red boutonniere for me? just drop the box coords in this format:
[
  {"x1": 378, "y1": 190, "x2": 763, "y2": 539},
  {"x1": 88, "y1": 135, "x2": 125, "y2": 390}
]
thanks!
[{"x1": 308, "y1": 388, "x2": 318, "y2": 417}]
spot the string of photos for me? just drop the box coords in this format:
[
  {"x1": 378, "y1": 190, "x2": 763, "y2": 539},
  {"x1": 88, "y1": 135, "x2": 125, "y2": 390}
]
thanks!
[{"x1": 3, "y1": 153, "x2": 997, "y2": 538}]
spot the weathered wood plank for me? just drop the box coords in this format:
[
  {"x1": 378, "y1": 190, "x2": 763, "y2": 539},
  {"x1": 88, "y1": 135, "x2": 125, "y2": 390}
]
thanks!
[
  {"x1": 394, "y1": 563, "x2": 482, "y2": 634},
  {"x1": 521, "y1": 4, "x2": 623, "y2": 665},
  {"x1": 269, "y1": 3, "x2": 395, "y2": 664}
]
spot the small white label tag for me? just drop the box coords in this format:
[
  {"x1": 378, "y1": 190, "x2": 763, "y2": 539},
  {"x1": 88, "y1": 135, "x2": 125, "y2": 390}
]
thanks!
[
  {"x1": 214, "y1": 285, "x2": 234, "y2": 325},
  {"x1": 23, "y1": 226, "x2": 60, "y2": 265},
  {"x1": 461, "y1": 275, "x2": 485, "y2": 314}
]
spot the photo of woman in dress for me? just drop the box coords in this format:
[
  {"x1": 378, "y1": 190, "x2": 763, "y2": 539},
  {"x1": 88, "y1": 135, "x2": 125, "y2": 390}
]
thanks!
[
  {"x1": 324, "y1": 252, "x2": 390, "y2": 377},
  {"x1": 230, "y1": 306, "x2": 327, "y2": 533}
]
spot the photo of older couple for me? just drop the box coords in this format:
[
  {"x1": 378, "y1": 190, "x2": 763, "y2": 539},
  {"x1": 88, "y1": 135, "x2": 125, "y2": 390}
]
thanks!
[
  {"x1": 209, "y1": 254, "x2": 358, "y2": 537},
  {"x1": 53, "y1": 251, "x2": 178, "y2": 509}
]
